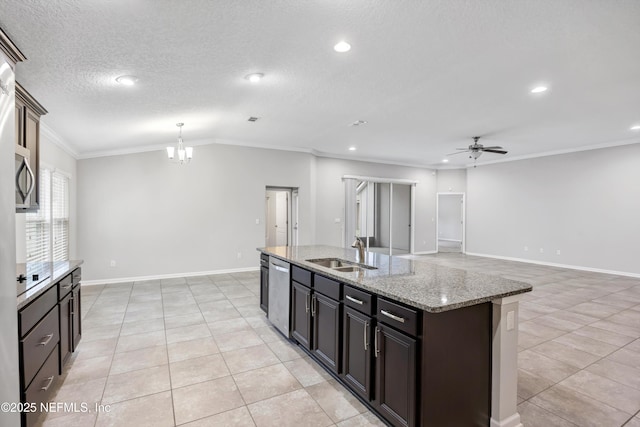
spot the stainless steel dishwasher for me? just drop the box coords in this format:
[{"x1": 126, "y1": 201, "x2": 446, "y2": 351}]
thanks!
[{"x1": 268, "y1": 256, "x2": 291, "y2": 337}]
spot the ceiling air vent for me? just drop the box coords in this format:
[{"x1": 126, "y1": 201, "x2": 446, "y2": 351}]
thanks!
[{"x1": 248, "y1": 117, "x2": 259, "y2": 122}]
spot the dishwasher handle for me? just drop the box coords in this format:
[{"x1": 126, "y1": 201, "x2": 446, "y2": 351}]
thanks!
[{"x1": 271, "y1": 263, "x2": 289, "y2": 273}]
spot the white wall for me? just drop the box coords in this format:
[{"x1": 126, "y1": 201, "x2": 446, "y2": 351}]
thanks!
[
  {"x1": 437, "y1": 168, "x2": 466, "y2": 193},
  {"x1": 466, "y1": 143, "x2": 640, "y2": 275},
  {"x1": 77, "y1": 144, "x2": 315, "y2": 281},
  {"x1": 314, "y1": 157, "x2": 437, "y2": 253},
  {"x1": 391, "y1": 184, "x2": 411, "y2": 250}
]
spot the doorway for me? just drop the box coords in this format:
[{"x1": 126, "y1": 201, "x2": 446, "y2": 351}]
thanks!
[
  {"x1": 265, "y1": 187, "x2": 298, "y2": 247},
  {"x1": 436, "y1": 193, "x2": 465, "y2": 253}
]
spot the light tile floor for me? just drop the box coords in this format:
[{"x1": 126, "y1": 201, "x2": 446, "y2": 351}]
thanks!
[{"x1": 37, "y1": 254, "x2": 640, "y2": 426}]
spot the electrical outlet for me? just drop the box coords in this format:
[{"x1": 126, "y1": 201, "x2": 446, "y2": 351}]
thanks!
[
  {"x1": 255, "y1": 219, "x2": 260, "y2": 225},
  {"x1": 524, "y1": 246, "x2": 528, "y2": 251},
  {"x1": 539, "y1": 248, "x2": 544, "y2": 254},
  {"x1": 556, "y1": 249, "x2": 561, "y2": 255},
  {"x1": 110, "y1": 260, "x2": 116, "y2": 267},
  {"x1": 237, "y1": 252, "x2": 242, "y2": 259},
  {"x1": 334, "y1": 218, "x2": 341, "y2": 223}
]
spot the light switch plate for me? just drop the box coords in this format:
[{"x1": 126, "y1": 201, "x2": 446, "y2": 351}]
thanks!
[{"x1": 507, "y1": 310, "x2": 515, "y2": 331}]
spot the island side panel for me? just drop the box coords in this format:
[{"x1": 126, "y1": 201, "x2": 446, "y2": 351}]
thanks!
[{"x1": 421, "y1": 302, "x2": 492, "y2": 427}]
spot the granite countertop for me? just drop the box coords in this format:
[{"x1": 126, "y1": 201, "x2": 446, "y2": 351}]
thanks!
[
  {"x1": 17, "y1": 260, "x2": 84, "y2": 309},
  {"x1": 258, "y1": 245, "x2": 531, "y2": 313}
]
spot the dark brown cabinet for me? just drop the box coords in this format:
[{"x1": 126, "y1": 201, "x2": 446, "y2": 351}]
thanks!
[
  {"x1": 71, "y1": 284, "x2": 81, "y2": 350},
  {"x1": 18, "y1": 267, "x2": 82, "y2": 427},
  {"x1": 291, "y1": 270, "x2": 342, "y2": 374},
  {"x1": 291, "y1": 280, "x2": 312, "y2": 348},
  {"x1": 15, "y1": 82, "x2": 47, "y2": 213},
  {"x1": 342, "y1": 306, "x2": 373, "y2": 401},
  {"x1": 374, "y1": 323, "x2": 417, "y2": 427},
  {"x1": 311, "y1": 292, "x2": 341, "y2": 373},
  {"x1": 260, "y1": 254, "x2": 269, "y2": 313}
]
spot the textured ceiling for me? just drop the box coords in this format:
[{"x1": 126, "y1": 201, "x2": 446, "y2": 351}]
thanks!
[{"x1": 1, "y1": 0, "x2": 639, "y2": 167}]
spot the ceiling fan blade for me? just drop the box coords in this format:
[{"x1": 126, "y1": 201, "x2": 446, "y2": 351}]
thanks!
[
  {"x1": 446, "y1": 151, "x2": 469, "y2": 156},
  {"x1": 480, "y1": 146, "x2": 504, "y2": 150},
  {"x1": 482, "y1": 149, "x2": 508, "y2": 154},
  {"x1": 455, "y1": 147, "x2": 470, "y2": 150}
]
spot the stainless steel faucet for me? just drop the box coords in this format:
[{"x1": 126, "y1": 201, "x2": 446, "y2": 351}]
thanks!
[{"x1": 351, "y1": 236, "x2": 365, "y2": 262}]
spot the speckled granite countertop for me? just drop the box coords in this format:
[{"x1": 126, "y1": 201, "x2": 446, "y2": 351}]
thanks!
[
  {"x1": 258, "y1": 246, "x2": 531, "y2": 313},
  {"x1": 17, "y1": 260, "x2": 83, "y2": 309}
]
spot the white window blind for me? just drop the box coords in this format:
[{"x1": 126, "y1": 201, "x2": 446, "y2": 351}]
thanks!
[
  {"x1": 25, "y1": 168, "x2": 70, "y2": 263},
  {"x1": 52, "y1": 172, "x2": 69, "y2": 261},
  {"x1": 26, "y1": 169, "x2": 51, "y2": 263}
]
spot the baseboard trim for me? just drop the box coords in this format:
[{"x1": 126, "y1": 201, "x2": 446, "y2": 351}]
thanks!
[
  {"x1": 82, "y1": 266, "x2": 260, "y2": 286},
  {"x1": 411, "y1": 250, "x2": 438, "y2": 255},
  {"x1": 464, "y1": 252, "x2": 640, "y2": 278},
  {"x1": 438, "y1": 238, "x2": 462, "y2": 243}
]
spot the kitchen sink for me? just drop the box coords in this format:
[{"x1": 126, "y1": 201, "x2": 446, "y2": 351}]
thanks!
[{"x1": 306, "y1": 258, "x2": 377, "y2": 271}]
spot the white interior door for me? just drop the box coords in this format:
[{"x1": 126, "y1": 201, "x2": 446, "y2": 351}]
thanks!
[
  {"x1": 437, "y1": 193, "x2": 465, "y2": 253},
  {"x1": 275, "y1": 192, "x2": 288, "y2": 246},
  {"x1": 266, "y1": 191, "x2": 277, "y2": 247}
]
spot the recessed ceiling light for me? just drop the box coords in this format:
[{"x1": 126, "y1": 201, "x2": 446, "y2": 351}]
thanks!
[
  {"x1": 348, "y1": 146, "x2": 357, "y2": 151},
  {"x1": 245, "y1": 73, "x2": 264, "y2": 83},
  {"x1": 530, "y1": 85, "x2": 548, "y2": 94},
  {"x1": 631, "y1": 124, "x2": 640, "y2": 131},
  {"x1": 334, "y1": 41, "x2": 351, "y2": 53},
  {"x1": 115, "y1": 75, "x2": 138, "y2": 86},
  {"x1": 442, "y1": 159, "x2": 449, "y2": 163},
  {"x1": 350, "y1": 120, "x2": 367, "y2": 127}
]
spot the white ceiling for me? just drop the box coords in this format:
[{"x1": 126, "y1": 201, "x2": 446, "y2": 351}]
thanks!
[{"x1": 1, "y1": 0, "x2": 639, "y2": 167}]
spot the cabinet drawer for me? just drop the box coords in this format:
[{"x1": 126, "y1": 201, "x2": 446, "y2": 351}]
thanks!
[
  {"x1": 21, "y1": 307, "x2": 60, "y2": 389},
  {"x1": 19, "y1": 285, "x2": 58, "y2": 337},
  {"x1": 260, "y1": 254, "x2": 269, "y2": 267},
  {"x1": 24, "y1": 344, "x2": 59, "y2": 427},
  {"x1": 377, "y1": 298, "x2": 419, "y2": 336},
  {"x1": 343, "y1": 285, "x2": 374, "y2": 316},
  {"x1": 292, "y1": 265, "x2": 312, "y2": 287},
  {"x1": 72, "y1": 267, "x2": 82, "y2": 285},
  {"x1": 58, "y1": 273, "x2": 73, "y2": 300},
  {"x1": 314, "y1": 275, "x2": 341, "y2": 300}
]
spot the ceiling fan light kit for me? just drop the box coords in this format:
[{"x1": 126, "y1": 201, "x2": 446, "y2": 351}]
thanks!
[{"x1": 447, "y1": 136, "x2": 508, "y2": 163}]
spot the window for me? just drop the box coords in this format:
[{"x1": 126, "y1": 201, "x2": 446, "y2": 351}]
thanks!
[{"x1": 26, "y1": 168, "x2": 70, "y2": 263}]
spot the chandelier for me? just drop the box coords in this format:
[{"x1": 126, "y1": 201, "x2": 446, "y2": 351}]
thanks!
[{"x1": 166, "y1": 123, "x2": 193, "y2": 164}]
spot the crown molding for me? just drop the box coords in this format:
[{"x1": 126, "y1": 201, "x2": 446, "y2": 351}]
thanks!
[
  {"x1": 0, "y1": 28, "x2": 27, "y2": 65},
  {"x1": 40, "y1": 123, "x2": 79, "y2": 159}
]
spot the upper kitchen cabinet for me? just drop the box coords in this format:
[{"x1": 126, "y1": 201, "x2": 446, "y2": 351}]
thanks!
[{"x1": 15, "y1": 82, "x2": 47, "y2": 213}]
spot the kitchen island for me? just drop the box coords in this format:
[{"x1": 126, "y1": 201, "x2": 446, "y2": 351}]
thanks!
[{"x1": 258, "y1": 245, "x2": 531, "y2": 427}]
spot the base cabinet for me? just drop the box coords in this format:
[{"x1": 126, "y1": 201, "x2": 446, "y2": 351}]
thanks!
[
  {"x1": 291, "y1": 281, "x2": 312, "y2": 348},
  {"x1": 311, "y1": 292, "x2": 341, "y2": 373},
  {"x1": 18, "y1": 267, "x2": 82, "y2": 427},
  {"x1": 375, "y1": 324, "x2": 417, "y2": 427},
  {"x1": 260, "y1": 255, "x2": 269, "y2": 313},
  {"x1": 342, "y1": 306, "x2": 373, "y2": 401}
]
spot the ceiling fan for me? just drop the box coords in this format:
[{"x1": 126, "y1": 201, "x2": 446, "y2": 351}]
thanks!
[{"x1": 448, "y1": 136, "x2": 508, "y2": 160}]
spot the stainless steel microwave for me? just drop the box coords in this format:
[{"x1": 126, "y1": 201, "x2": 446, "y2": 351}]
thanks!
[{"x1": 16, "y1": 144, "x2": 36, "y2": 212}]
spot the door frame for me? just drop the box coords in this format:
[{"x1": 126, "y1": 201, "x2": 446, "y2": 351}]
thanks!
[
  {"x1": 436, "y1": 192, "x2": 466, "y2": 254},
  {"x1": 265, "y1": 186, "x2": 298, "y2": 247}
]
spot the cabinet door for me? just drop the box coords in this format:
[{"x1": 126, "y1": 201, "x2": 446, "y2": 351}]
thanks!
[
  {"x1": 342, "y1": 306, "x2": 372, "y2": 401},
  {"x1": 72, "y1": 286, "x2": 82, "y2": 351},
  {"x1": 311, "y1": 293, "x2": 341, "y2": 374},
  {"x1": 59, "y1": 293, "x2": 72, "y2": 370},
  {"x1": 375, "y1": 324, "x2": 417, "y2": 427},
  {"x1": 291, "y1": 281, "x2": 311, "y2": 349},
  {"x1": 260, "y1": 266, "x2": 269, "y2": 313},
  {"x1": 15, "y1": 97, "x2": 25, "y2": 147}
]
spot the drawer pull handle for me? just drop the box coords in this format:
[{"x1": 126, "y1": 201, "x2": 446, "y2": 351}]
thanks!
[
  {"x1": 38, "y1": 334, "x2": 54, "y2": 347},
  {"x1": 41, "y1": 376, "x2": 54, "y2": 392},
  {"x1": 374, "y1": 326, "x2": 380, "y2": 358},
  {"x1": 346, "y1": 295, "x2": 363, "y2": 305},
  {"x1": 381, "y1": 309, "x2": 405, "y2": 323},
  {"x1": 61, "y1": 284, "x2": 72, "y2": 290},
  {"x1": 364, "y1": 321, "x2": 369, "y2": 350}
]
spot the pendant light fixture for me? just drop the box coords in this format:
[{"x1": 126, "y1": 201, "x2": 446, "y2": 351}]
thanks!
[{"x1": 166, "y1": 123, "x2": 193, "y2": 164}]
